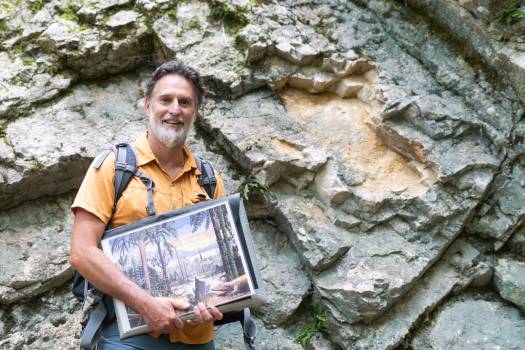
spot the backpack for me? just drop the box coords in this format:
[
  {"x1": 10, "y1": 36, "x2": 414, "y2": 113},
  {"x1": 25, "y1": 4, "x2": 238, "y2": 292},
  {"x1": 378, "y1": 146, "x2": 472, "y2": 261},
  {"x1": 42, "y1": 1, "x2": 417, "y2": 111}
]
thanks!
[{"x1": 72, "y1": 143, "x2": 256, "y2": 350}]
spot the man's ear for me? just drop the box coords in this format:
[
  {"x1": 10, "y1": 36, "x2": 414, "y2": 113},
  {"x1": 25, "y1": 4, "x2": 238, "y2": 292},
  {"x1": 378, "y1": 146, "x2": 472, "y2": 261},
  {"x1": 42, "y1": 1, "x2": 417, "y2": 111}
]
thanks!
[{"x1": 144, "y1": 97, "x2": 150, "y2": 114}]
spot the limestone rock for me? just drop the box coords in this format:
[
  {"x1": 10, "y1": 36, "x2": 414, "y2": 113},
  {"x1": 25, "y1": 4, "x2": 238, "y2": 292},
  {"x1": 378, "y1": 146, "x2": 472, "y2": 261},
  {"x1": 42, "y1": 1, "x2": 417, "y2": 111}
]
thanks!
[
  {"x1": 0, "y1": 285, "x2": 81, "y2": 350},
  {"x1": 200, "y1": 90, "x2": 327, "y2": 186},
  {"x1": 250, "y1": 220, "x2": 310, "y2": 325},
  {"x1": 239, "y1": 3, "x2": 334, "y2": 65},
  {"x1": 411, "y1": 297, "x2": 525, "y2": 350},
  {"x1": 153, "y1": 2, "x2": 251, "y2": 98},
  {"x1": 0, "y1": 194, "x2": 74, "y2": 304},
  {"x1": 0, "y1": 72, "x2": 147, "y2": 210},
  {"x1": 494, "y1": 257, "x2": 525, "y2": 312},
  {"x1": 314, "y1": 158, "x2": 351, "y2": 206},
  {"x1": 273, "y1": 194, "x2": 353, "y2": 271},
  {"x1": 215, "y1": 317, "x2": 302, "y2": 350},
  {"x1": 322, "y1": 240, "x2": 480, "y2": 350},
  {"x1": 105, "y1": 10, "x2": 140, "y2": 28},
  {"x1": 0, "y1": 52, "x2": 74, "y2": 119},
  {"x1": 468, "y1": 160, "x2": 525, "y2": 250},
  {"x1": 508, "y1": 224, "x2": 525, "y2": 257}
]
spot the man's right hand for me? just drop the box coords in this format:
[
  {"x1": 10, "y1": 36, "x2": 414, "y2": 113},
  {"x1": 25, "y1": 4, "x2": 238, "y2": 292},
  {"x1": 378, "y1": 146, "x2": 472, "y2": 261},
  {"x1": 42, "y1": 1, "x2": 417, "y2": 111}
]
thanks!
[{"x1": 140, "y1": 296, "x2": 191, "y2": 334}]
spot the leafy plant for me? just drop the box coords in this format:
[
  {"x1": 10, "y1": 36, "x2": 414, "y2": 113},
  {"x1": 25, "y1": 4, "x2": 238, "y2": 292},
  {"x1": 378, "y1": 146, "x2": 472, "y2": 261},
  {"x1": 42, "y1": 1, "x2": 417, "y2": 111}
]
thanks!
[
  {"x1": 242, "y1": 177, "x2": 268, "y2": 201},
  {"x1": 296, "y1": 303, "x2": 327, "y2": 347},
  {"x1": 493, "y1": 1, "x2": 525, "y2": 26}
]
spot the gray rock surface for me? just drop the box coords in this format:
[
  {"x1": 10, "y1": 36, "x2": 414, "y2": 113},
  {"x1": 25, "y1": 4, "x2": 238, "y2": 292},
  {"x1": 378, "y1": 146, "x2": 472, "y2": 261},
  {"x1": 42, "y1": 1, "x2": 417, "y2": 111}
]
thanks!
[
  {"x1": 215, "y1": 317, "x2": 303, "y2": 350},
  {"x1": 508, "y1": 224, "x2": 525, "y2": 257},
  {"x1": 250, "y1": 220, "x2": 311, "y2": 325},
  {"x1": 0, "y1": 286, "x2": 81, "y2": 350},
  {"x1": 494, "y1": 257, "x2": 525, "y2": 311},
  {"x1": 0, "y1": 194, "x2": 74, "y2": 304},
  {"x1": 412, "y1": 296, "x2": 525, "y2": 350}
]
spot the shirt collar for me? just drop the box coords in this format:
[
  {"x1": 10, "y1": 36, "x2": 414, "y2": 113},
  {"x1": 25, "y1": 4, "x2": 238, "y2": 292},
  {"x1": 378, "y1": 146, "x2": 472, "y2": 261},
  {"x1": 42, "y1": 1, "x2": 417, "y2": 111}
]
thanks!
[{"x1": 133, "y1": 131, "x2": 200, "y2": 175}]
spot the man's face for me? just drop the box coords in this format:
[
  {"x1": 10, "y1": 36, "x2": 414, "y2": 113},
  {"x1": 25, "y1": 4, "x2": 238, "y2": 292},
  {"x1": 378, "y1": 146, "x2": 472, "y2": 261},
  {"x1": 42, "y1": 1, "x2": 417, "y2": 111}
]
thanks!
[{"x1": 145, "y1": 74, "x2": 197, "y2": 148}]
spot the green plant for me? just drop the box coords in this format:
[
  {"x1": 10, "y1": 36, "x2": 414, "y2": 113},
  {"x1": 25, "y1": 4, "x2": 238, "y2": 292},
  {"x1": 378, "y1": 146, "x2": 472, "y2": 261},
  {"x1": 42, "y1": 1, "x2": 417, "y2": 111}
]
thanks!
[
  {"x1": 493, "y1": 1, "x2": 525, "y2": 26},
  {"x1": 242, "y1": 176, "x2": 268, "y2": 200},
  {"x1": 296, "y1": 303, "x2": 327, "y2": 347}
]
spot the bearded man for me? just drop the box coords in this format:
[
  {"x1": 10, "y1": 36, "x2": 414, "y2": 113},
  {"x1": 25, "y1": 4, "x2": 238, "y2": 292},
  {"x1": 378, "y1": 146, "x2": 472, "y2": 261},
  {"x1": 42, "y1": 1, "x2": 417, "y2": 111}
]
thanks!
[{"x1": 69, "y1": 61, "x2": 224, "y2": 350}]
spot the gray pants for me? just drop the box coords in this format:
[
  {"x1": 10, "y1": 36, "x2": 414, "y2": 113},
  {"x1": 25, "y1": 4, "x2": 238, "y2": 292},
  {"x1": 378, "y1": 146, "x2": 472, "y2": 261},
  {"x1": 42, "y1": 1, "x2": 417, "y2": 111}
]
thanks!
[{"x1": 99, "y1": 322, "x2": 215, "y2": 350}]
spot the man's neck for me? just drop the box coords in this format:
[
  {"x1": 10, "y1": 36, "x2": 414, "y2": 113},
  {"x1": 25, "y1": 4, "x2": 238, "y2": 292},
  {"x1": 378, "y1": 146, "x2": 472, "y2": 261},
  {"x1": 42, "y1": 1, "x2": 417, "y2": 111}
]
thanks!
[{"x1": 147, "y1": 132, "x2": 185, "y2": 177}]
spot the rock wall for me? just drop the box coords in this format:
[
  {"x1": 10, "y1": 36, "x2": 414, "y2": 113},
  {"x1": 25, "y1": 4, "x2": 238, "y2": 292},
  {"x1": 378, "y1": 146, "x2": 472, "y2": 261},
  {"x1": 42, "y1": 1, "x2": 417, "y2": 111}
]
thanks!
[{"x1": 0, "y1": 0, "x2": 524, "y2": 349}]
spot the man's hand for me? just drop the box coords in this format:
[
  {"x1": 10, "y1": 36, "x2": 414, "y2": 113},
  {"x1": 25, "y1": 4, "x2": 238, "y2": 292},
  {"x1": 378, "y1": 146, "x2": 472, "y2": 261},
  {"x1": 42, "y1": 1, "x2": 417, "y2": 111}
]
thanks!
[
  {"x1": 186, "y1": 303, "x2": 223, "y2": 327},
  {"x1": 141, "y1": 296, "x2": 191, "y2": 333}
]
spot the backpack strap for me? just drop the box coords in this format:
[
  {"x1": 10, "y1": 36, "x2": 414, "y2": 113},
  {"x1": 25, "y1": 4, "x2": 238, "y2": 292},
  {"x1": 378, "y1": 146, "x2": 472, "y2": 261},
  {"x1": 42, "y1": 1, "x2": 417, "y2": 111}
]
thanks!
[
  {"x1": 110, "y1": 143, "x2": 156, "y2": 219},
  {"x1": 113, "y1": 143, "x2": 137, "y2": 216},
  {"x1": 194, "y1": 155, "x2": 217, "y2": 198},
  {"x1": 214, "y1": 308, "x2": 256, "y2": 349},
  {"x1": 80, "y1": 293, "x2": 107, "y2": 350}
]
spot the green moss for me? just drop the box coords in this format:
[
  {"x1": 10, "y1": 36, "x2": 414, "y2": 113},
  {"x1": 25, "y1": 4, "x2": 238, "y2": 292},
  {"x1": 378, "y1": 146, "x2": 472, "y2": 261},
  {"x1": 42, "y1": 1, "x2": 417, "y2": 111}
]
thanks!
[
  {"x1": 165, "y1": 8, "x2": 177, "y2": 18},
  {"x1": 58, "y1": 0, "x2": 81, "y2": 24},
  {"x1": 296, "y1": 303, "x2": 327, "y2": 347},
  {"x1": 493, "y1": 1, "x2": 525, "y2": 26},
  {"x1": 29, "y1": 159, "x2": 45, "y2": 172},
  {"x1": 0, "y1": 0, "x2": 22, "y2": 16},
  {"x1": 22, "y1": 55, "x2": 35, "y2": 65},
  {"x1": 11, "y1": 40, "x2": 26, "y2": 55},
  {"x1": 187, "y1": 18, "x2": 201, "y2": 30},
  {"x1": 30, "y1": 0, "x2": 44, "y2": 14},
  {"x1": 209, "y1": 0, "x2": 249, "y2": 32}
]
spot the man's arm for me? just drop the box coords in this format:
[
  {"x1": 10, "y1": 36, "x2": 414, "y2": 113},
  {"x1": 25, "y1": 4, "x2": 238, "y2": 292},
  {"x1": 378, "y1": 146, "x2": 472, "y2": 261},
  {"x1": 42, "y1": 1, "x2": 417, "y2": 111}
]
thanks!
[{"x1": 70, "y1": 208, "x2": 191, "y2": 333}]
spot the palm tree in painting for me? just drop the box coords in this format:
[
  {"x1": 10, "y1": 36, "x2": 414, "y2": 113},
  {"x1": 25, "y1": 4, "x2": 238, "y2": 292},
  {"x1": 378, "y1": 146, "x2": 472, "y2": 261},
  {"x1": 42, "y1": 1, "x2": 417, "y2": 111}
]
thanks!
[
  {"x1": 191, "y1": 208, "x2": 234, "y2": 280},
  {"x1": 111, "y1": 232, "x2": 152, "y2": 291},
  {"x1": 215, "y1": 205, "x2": 239, "y2": 278},
  {"x1": 144, "y1": 225, "x2": 177, "y2": 285}
]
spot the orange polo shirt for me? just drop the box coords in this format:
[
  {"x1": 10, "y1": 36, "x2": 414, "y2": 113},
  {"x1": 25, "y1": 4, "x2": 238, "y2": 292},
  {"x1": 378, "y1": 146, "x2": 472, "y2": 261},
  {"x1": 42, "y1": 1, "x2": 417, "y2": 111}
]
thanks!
[{"x1": 72, "y1": 131, "x2": 224, "y2": 344}]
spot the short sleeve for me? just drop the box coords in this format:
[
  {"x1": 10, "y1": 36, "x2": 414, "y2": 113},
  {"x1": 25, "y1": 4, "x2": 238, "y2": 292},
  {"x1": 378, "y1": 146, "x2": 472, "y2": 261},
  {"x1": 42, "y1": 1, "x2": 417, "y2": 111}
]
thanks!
[
  {"x1": 71, "y1": 152, "x2": 116, "y2": 225},
  {"x1": 213, "y1": 172, "x2": 226, "y2": 199}
]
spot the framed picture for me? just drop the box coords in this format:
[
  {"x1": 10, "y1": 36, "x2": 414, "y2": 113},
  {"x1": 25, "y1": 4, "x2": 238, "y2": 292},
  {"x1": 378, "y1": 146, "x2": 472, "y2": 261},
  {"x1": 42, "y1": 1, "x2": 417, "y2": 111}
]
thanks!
[{"x1": 101, "y1": 194, "x2": 266, "y2": 338}]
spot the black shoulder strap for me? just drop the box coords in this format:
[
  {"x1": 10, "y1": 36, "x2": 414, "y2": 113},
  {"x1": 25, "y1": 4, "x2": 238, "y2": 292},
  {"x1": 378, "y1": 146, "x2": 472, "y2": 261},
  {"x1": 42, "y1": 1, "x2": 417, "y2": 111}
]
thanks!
[
  {"x1": 195, "y1": 155, "x2": 217, "y2": 198},
  {"x1": 113, "y1": 143, "x2": 137, "y2": 215}
]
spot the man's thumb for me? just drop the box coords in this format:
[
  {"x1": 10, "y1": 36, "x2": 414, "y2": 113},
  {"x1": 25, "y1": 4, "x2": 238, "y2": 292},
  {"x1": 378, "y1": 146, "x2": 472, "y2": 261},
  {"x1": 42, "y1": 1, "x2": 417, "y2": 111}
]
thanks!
[{"x1": 170, "y1": 299, "x2": 191, "y2": 311}]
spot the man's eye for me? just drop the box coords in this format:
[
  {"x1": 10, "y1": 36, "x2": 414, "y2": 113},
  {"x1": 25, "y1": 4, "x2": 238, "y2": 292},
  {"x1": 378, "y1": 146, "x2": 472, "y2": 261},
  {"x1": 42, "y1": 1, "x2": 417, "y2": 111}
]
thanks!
[
  {"x1": 160, "y1": 98, "x2": 170, "y2": 104},
  {"x1": 179, "y1": 99, "x2": 191, "y2": 106}
]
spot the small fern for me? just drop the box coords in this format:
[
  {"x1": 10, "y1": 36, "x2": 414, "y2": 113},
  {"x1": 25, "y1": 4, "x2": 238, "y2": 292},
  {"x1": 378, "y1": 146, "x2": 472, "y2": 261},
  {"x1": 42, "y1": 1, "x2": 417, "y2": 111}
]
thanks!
[
  {"x1": 493, "y1": 2, "x2": 525, "y2": 26},
  {"x1": 296, "y1": 303, "x2": 327, "y2": 347},
  {"x1": 242, "y1": 177, "x2": 268, "y2": 201}
]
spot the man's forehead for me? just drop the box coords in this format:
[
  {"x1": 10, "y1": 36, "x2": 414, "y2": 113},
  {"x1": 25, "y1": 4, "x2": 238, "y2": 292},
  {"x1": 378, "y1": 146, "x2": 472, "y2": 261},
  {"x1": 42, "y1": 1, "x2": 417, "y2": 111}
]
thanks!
[{"x1": 151, "y1": 74, "x2": 196, "y2": 97}]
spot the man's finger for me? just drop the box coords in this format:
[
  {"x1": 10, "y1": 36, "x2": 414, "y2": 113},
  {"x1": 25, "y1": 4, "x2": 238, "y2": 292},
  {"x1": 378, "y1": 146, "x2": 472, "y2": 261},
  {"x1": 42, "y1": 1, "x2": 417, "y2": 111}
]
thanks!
[
  {"x1": 210, "y1": 306, "x2": 223, "y2": 321},
  {"x1": 172, "y1": 315, "x2": 184, "y2": 329},
  {"x1": 198, "y1": 303, "x2": 212, "y2": 322},
  {"x1": 193, "y1": 305, "x2": 204, "y2": 323}
]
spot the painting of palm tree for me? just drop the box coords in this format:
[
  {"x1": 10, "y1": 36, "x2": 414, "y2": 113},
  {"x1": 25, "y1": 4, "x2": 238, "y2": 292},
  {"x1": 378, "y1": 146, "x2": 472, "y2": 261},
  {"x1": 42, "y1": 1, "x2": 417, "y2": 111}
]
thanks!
[{"x1": 101, "y1": 201, "x2": 255, "y2": 332}]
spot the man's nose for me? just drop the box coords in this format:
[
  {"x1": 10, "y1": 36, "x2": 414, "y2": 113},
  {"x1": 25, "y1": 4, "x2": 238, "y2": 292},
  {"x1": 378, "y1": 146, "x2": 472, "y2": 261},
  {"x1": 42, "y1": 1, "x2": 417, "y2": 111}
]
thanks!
[{"x1": 168, "y1": 100, "x2": 181, "y2": 115}]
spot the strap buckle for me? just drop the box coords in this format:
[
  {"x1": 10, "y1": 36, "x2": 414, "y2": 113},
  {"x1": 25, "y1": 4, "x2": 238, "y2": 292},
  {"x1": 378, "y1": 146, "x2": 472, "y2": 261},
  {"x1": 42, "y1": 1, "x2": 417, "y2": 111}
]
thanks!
[{"x1": 115, "y1": 161, "x2": 127, "y2": 171}]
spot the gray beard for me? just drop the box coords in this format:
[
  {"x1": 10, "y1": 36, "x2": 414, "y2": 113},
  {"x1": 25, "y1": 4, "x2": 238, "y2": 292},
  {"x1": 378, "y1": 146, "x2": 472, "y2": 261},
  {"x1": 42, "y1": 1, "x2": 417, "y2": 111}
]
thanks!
[{"x1": 148, "y1": 111, "x2": 193, "y2": 148}]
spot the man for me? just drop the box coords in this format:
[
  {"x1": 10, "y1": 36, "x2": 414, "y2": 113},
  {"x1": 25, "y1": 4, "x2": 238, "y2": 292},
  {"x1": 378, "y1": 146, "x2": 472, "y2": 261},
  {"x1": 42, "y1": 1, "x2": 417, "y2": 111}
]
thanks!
[{"x1": 70, "y1": 61, "x2": 224, "y2": 350}]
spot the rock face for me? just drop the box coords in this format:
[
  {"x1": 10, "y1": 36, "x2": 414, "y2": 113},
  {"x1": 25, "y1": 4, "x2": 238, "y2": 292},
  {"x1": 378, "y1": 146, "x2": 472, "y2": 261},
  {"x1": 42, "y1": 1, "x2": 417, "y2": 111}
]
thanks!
[
  {"x1": 494, "y1": 257, "x2": 525, "y2": 312},
  {"x1": 1, "y1": 0, "x2": 525, "y2": 349},
  {"x1": 412, "y1": 295, "x2": 525, "y2": 350}
]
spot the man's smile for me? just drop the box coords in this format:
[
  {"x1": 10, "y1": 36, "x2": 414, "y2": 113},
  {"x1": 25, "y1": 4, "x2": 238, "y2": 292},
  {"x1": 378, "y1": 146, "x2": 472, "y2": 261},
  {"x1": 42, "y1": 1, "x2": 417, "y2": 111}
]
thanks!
[{"x1": 162, "y1": 116, "x2": 185, "y2": 127}]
